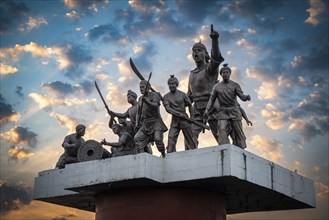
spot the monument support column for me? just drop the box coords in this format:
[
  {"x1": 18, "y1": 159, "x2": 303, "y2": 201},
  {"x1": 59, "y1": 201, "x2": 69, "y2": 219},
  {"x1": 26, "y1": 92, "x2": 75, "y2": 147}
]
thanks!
[{"x1": 96, "y1": 187, "x2": 226, "y2": 220}]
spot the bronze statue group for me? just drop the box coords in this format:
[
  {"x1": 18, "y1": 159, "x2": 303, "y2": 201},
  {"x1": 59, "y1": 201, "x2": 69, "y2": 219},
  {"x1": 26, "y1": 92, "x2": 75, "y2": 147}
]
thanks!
[{"x1": 56, "y1": 25, "x2": 252, "y2": 169}]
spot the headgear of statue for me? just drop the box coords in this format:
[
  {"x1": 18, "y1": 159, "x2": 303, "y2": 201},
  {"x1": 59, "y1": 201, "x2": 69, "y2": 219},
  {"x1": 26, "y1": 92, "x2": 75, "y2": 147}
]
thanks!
[
  {"x1": 192, "y1": 40, "x2": 210, "y2": 63},
  {"x1": 168, "y1": 75, "x2": 179, "y2": 86},
  {"x1": 127, "y1": 90, "x2": 137, "y2": 99},
  {"x1": 220, "y1": 63, "x2": 231, "y2": 75},
  {"x1": 140, "y1": 79, "x2": 150, "y2": 87}
]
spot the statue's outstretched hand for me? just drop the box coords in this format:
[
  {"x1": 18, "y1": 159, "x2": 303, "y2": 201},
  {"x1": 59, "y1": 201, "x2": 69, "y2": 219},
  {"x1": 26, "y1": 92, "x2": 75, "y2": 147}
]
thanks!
[{"x1": 100, "y1": 138, "x2": 106, "y2": 145}]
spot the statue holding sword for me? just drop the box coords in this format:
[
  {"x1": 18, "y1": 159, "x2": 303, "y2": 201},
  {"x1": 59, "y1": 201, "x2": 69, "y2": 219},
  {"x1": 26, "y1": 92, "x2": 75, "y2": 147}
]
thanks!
[{"x1": 134, "y1": 73, "x2": 167, "y2": 157}]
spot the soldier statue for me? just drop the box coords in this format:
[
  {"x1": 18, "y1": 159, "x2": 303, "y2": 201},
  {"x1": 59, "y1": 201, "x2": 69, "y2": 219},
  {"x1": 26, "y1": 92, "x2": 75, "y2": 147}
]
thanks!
[
  {"x1": 101, "y1": 123, "x2": 136, "y2": 157},
  {"x1": 55, "y1": 124, "x2": 86, "y2": 169},
  {"x1": 187, "y1": 24, "x2": 224, "y2": 146},
  {"x1": 205, "y1": 64, "x2": 251, "y2": 149},
  {"x1": 163, "y1": 75, "x2": 197, "y2": 153},
  {"x1": 110, "y1": 90, "x2": 138, "y2": 126},
  {"x1": 134, "y1": 80, "x2": 167, "y2": 157}
]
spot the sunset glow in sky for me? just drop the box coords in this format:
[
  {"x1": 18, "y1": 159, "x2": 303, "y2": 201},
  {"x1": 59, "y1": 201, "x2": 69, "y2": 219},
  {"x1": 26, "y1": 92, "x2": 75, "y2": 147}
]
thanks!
[{"x1": 0, "y1": 0, "x2": 328, "y2": 219}]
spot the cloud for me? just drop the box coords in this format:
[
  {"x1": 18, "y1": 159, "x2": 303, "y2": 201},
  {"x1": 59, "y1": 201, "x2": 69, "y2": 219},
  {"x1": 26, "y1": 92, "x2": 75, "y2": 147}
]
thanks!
[
  {"x1": 41, "y1": 80, "x2": 94, "y2": 98},
  {"x1": 289, "y1": 46, "x2": 329, "y2": 73},
  {"x1": 1, "y1": 126, "x2": 37, "y2": 162},
  {"x1": 111, "y1": 54, "x2": 136, "y2": 87},
  {"x1": 0, "y1": 95, "x2": 21, "y2": 126},
  {"x1": 256, "y1": 82, "x2": 279, "y2": 100},
  {"x1": 0, "y1": 42, "x2": 60, "y2": 62},
  {"x1": 15, "y1": 86, "x2": 24, "y2": 97},
  {"x1": 114, "y1": 3, "x2": 195, "y2": 41},
  {"x1": 236, "y1": 38, "x2": 255, "y2": 51},
  {"x1": 305, "y1": 0, "x2": 328, "y2": 26},
  {"x1": 261, "y1": 104, "x2": 286, "y2": 130},
  {"x1": 0, "y1": 181, "x2": 32, "y2": 214},
  {"x1": 29, "y1": 92, "x2": 96, "y2": 110},
  {"x1": 64, "y1": 0, "x2": 108, "y2": 12},
  {"x1": 41, "y1": 81, "x2": 75, "y2": 97},
  {"x1": 174, "y1": 0, "x2": 215, "y2": 23},
  {"x1": 8, "y1": 145, "x2": 34, "y2": 162},
  {"x1": 288, "y1": 91, "x2": 329, "y2": 140},
  {"x1": 1, "y1": 126, "x2": 38, "y2": 148},
  {"x1": 250, "y1": 135, "x2": 283, "y2": 162},
  {"x1": 0, "y1": 62, "x2": 18, "y2": 75},
  {"x1": 66, "y1": 10, "x2": 82, "y2": 20},
  {"x1": 105, "y1": 82, "x2": 127, "y2": 107},
  {"x1": 314, "y1": 180, "x2": 329, "y2": 198},
  {"x1": 18, "y1": 16, "x2": 48, "y2": 32},
  {"x1": 86, "y1": 23, "x2": 130, "y2": 45},
  {"x1": 129, "y1": 0, "x2": 167, "y2": 14},
  {"x1": 131, "y1": 41, "x2": 158, "y2": 72},
  {"x1": 0, "y1": 0, "x2": 30, "y2": 34},
  {"x1": 0, "y1": 42, "x2": 93, "y2": 79},
  {"x1": 60, "y1": 43, "x2": 93, "y2": 79},
  {"x1": 226, "y1": 0, "x2": 283, "y2": 32},
  {"x1": 49, "y1": 112, "x2": 81, "y2": 133}
]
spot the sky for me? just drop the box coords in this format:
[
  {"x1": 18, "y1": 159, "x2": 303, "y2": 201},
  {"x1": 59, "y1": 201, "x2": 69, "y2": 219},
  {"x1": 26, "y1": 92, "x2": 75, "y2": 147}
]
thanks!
[{"x1": 0, "y1": 0, "x2": 328, "y2": 219}]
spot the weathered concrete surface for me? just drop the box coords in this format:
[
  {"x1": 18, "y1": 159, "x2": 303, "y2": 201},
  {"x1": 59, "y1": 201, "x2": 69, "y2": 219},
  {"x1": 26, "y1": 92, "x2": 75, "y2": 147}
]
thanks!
[{"x1": 33, "y1": 144, "x2": 315, "y2": 214}]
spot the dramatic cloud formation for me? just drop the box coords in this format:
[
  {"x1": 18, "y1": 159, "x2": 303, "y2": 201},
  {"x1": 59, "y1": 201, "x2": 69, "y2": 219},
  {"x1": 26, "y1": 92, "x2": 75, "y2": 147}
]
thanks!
[
  {"x1": 131, "y1": 41, "x2": 158, "y2": 72},
  {"x1": 0, "y1": 42, "x2": 93, "y2": 79},
  {"x1": 18, "y1": 16, "x2": 48, "y2": 32},
  {"x1": 49, "y1": 112, "x2": 81, "y2": 133},
  {"x1": 0, "y1": 1, "x2": 328, "y2": 219},
  {"x1": 304, "y1": 0, "x2": 328, "y2": 26},
  {"x1": 86, "y1": 23, "x2": 130, "y2": 45},
  {"x1": 105, "y1": 82, "x2": 127, "y2": 107},
  {"x1": 1, "y1": 126, "x2": 38, "y2": 148},
  {"x1": 29, "y1": 93, "x2": 96, "y2": 110},
  {"x1": 288, "y1": 91, "x2": 329, "y2": 140},
  {"x1": 41, "y1": 80, "x2": 94, "y2": 98},
  {"x1": 0, "y1": 62, "x2": 18, "y2": 75},
  {"x1": 0, "y1": 181, "x2": 32, "y2": 214},
  {"x1": 0, "y1": 0, "x2": 30, "y2": 34},
  {"x1": 8, "y1": 145, "x2": 34, "y2": 162},
  {"x1": 250, "y1": 135, "x2": 283, "y2": 162},
  {"x1": 1, "y1": 126, "x2": 37, "y2": 162},
  {"x1": 64, "y1": 0, "x2": 108, "y2": 11},
  {"x1": 261, "y1": 104, "x2": 286, "y2": 130},
  {"x1": 0, "y1": 95, "x2": 21, "y2": 125}
]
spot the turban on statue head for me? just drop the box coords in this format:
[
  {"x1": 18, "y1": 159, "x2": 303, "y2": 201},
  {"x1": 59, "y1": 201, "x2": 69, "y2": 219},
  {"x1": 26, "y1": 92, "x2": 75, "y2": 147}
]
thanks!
[
  {"x1": 192, "y1": 41, "x2": 207, "y2": 52},
  {"x1": 168, "y1": 75, "x2": 179, "y2": 86},
  {"x1": 127, "y1": 90, "x2": 137, "y2": 99},
  {"x1": 140, "y1": 80, "x2": 150, "y2": 86},
  {"x1": 220, "y1": 63, "x2": 231, "y2": 75}
]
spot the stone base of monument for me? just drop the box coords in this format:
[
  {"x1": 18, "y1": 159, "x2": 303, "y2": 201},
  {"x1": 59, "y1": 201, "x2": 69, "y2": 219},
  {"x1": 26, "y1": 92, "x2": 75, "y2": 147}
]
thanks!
[{"x1": 33, "y1": 145, "x2": 315, "y2": 220}]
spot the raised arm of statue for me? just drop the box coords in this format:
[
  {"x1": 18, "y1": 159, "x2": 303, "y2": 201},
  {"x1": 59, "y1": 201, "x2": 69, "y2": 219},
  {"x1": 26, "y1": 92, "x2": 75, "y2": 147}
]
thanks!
[{"x1": 209, "y1": 24, "x2": 224, "y2": 72}]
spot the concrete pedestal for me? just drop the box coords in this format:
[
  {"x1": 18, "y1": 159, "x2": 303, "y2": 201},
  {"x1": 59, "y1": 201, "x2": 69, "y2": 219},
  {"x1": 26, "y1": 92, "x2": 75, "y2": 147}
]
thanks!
[
  {"x1": 33, "y1": 145, "x2": 315, "y2": 218},
  {"x1": 96, "y1": 187, "x2": 226, "y2": 220}
]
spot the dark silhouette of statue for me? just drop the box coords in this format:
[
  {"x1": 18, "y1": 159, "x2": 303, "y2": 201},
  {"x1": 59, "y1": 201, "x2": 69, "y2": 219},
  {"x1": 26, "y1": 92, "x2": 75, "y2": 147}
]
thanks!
[
  {"x1": 134, "y1": 80, "x2": 167, "y2": 157},
  {"x1": 101, "y1": 123, "x2": 136, "y2": 157},
  {"x1": 205, "y1": 64, "x2": 251, "y2": 149},
  {"x1": 187, "y1": 24, "x2": 224, "y2": 146},
  {"x1": 55, "y1": 124, "x2": 86, "y2": 169},
  {"x1": 110, "y1": 90, "x2": 138, "y2": 126},
  {"x1": 110, "y1": 90, "x2": 153, "y2": 154},
  {"x1": 163, "y1": 75, "x2": 197, "y2": 153}
]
